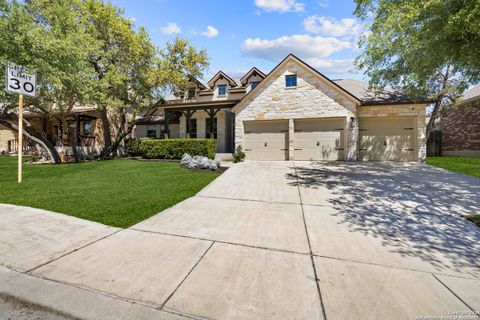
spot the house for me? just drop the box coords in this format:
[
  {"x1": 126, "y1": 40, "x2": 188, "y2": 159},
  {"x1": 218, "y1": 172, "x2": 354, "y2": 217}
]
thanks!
[
  {"x1": 136, "y1": 54, "x2": 428, "y2": 162},
  {"x1": 440, "y1": 85, "x2": 480, "y2": 158},
  {"x1": 0, "y1": 105, "x2": 103, "y2": 157}
]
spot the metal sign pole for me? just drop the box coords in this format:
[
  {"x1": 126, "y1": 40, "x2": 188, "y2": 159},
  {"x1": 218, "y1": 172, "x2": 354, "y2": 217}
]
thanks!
[{"x1": 18, "y1": 94, "x2": 23, "y2": 183}]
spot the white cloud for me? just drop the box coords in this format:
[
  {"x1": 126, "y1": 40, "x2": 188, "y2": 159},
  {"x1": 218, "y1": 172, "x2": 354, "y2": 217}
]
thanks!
[
  {"x1": 160, "y1": 22, "x2": 181, "y2": 35},
  {"x1": 254, "y1": 0, "x2": 305, "y2": 13},
  {"x1": 318, "y1": 0, "x2": 329, "y2": 7},
  {"x1": 241, "y1": 34, "x2": 353, "y2": 62},
  {"x1": 304, "y1": 58, "x2": 354, "y2": 74},
  {"x1": 303, "y1": 16, "x2": 362, "y2": 37},
  {"x1": 199, "y1": 25, "x2": 219, "y2": 38}
]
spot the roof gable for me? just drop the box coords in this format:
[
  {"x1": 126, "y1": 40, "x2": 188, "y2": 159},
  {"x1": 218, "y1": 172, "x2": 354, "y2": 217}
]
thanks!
[
  {"x1": 207, "y1": 71, "x2": 238, "y2": 88},
  {"x1": 240, "y1": 67, "x2": 266, "y2": 85},
  {"x1": 233, "y1": 54, "x2": 361, "y2": 113}
]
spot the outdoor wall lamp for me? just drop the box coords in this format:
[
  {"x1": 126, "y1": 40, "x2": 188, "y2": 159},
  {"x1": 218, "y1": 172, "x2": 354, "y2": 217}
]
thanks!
[{"x1": 350, "y1": 116, "x2": 355, "y2": 129}]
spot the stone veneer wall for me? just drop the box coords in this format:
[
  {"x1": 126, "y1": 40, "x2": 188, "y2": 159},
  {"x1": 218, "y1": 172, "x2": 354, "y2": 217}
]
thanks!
[
  {"x1": 440, "y1": 102, "x2": 480, "y2": 157},
  {"x1": 358, "y1": 104, "x2": 427, "y2": 162},
  {"x1": 234, "y1": 60, "x2": 359, "y2": 160},
  {"x1": 0, "y1": 126, "x2": 17, "y2": 153}
]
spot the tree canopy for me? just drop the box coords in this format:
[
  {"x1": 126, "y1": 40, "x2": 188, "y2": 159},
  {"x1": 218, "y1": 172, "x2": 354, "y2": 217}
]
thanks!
[
  {"x1": 0, "y1": 0, "x2": 209, "y2": 162},
  {"x1": 354, "y1": 0, "x2": 480, "y2": 132}
]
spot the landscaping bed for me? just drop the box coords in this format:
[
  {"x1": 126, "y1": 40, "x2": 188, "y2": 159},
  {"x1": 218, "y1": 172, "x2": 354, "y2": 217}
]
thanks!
[{"x1": 0, "y1": 156, "x2": 219, "y2": 228}]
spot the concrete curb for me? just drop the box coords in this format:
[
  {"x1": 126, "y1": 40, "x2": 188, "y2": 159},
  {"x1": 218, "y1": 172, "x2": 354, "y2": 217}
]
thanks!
[{"x1": 0, "y1": 266, "x2": 188, "y2": 320}]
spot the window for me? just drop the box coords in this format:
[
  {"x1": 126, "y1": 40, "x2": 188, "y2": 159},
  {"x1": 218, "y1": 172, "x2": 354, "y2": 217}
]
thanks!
[
  {"x1": 189, "y1": 118, "x2": 197, "y2": 138},
  {"x1": 187, "y1": 88, "x2": 196, "y2": 99},
  {"x1": 82, "y1": 121, "x2": 93, "y2": 136},
  {"x1": 206, "y1": 117, "x2": 217, "y2": 139},
  {"x1": 147, "y1": 125, "x2": 157, "y2": 138},
  {"x1": 250, "y1": 81, "x2": 260, "y2": 89},
  {"x1": 218, "y1": 85, "x2": 227, "y2": 96},
  {"x1": 285, "y1": 75, "x2": 297, "y2": 87}
]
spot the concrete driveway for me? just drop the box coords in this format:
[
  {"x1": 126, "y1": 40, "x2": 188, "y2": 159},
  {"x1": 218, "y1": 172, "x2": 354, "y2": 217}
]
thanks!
[{"x1": 1, "y1": 161, "x2": 479, "y2": 320}]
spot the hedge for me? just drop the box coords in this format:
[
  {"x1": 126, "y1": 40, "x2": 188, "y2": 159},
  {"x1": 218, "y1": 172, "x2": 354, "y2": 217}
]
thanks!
[{"x1": 126, "y1": 138, "x2": 217, "y2": 160}]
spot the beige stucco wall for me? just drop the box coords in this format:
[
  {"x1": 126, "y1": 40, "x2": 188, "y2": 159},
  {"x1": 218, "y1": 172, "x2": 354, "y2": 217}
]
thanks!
[
  {"x1": 358, "y1": 104, "x2": 427, "y2": 162},
  {"x1": 179, "y1": 110, "x2": 227, "y2": 152},
  {"x1": 0, "y1": 126, "x2": 16, "y2": 153},
  {"x1": 234, "y1": 59, "x2": 359, "y2": 160}
]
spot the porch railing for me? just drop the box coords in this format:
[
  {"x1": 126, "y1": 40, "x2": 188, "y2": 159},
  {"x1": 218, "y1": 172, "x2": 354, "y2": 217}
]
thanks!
[{"x1": 7, "y1": 139, "x2": 33, "y2": 153}]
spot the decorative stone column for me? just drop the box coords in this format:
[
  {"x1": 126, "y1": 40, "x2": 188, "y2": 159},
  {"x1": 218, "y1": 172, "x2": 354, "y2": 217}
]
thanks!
[{"x1": 288, "y1": 118, "x2": 294, "y2": 160}]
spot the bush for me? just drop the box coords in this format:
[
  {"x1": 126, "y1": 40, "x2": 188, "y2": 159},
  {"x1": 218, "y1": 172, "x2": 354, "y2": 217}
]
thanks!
[
  {"x1": 233, "y1": 145, "x2": 246, "y2": 163},
  {"x1": 125, "y1": 138, "x2": 142, "y2": 156},
  {"x1": 139, "y1": 138, "x2": 217, "y2": 160},
  {"x1": 181, "y1": 153, "x2": 220, "y2": 170}
]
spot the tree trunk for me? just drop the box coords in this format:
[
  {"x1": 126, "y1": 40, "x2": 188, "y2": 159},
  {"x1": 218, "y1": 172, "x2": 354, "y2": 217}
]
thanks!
[
  {"x1": 0, "y1": 118, "x2": 61, "y2": 163},
  {"x1": 426, "y1": 99, "x2": 442, "y2": 137},
  {"x1": 100, "y1": 106, "x2": 112, "y2": 147},
  {"x1": 98, "y1": 107, "x2": 130, "y2": 159}
]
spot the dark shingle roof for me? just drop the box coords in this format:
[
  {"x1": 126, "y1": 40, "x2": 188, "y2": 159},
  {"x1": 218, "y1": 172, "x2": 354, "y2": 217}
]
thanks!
[{"x1": 333, "y1": 79, "x2": 413, "y2": 105}]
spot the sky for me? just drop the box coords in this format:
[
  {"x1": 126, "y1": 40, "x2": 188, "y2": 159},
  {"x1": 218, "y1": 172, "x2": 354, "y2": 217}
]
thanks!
[{"x1": 110, "y1": 0, "x2": 368, "y2": 82}]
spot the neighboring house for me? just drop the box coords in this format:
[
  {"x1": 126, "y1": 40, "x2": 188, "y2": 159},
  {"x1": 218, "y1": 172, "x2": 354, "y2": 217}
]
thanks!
[
  {"x1": 440, "y1": 85, "x2": 480, "y2": 158},
  {"x1": 0, "y1": 105, "x2": 103, "y2": 156},
  {"x1": 137, "y1": 54, "x2": 428, "y2": 162}
]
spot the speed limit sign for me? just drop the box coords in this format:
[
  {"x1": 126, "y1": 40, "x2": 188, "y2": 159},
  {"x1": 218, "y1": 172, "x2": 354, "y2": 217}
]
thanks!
[{"x1": 5, "y1": 62, "x2": 36, "y2": 97}]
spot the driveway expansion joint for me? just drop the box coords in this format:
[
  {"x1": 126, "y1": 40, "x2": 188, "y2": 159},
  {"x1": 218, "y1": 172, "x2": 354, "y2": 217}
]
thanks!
[
  {"x1": 431, "y1": 273, "x2": 480, "y2": 316},
  {"x1": 293, "y1": 161, "x2": 328, "y2": 320},
  {"x1": 25, "y1": 228, "x2": 124, "y2": 274},
  {"x1": 160, "y1": 241, "x2": 215, "y2": 310},
  {"x1": 129, "y1": 227, "x2": 310, "y2": 256}
]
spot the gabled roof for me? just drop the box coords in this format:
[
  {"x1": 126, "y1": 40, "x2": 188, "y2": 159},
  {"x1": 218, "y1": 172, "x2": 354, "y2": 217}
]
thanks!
[
  {"x1": 234, "y1": 54, "x2": 362, "y2": 112},
  {"x1": 207, "y1": 71, "x2": 238, "y2": 88},
  {"x1": 239, "y1": 67, "x2": 266, "y2": 85},
  {"x1": 333, "y1": 79, "x2": 414, "y2": 105},
  {"x1": 188, "y1": 75, "x2": 207, "y2": 90}
]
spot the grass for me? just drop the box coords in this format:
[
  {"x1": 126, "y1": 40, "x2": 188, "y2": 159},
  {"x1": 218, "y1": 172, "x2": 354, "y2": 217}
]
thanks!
[
  {"x1": 0, "y1": 157, "x2": 219, "y2": 228},
  {"x1": 465, "y1": 214, "x2": 480, "y2": 227},
  {"x1": 426, "y1": 157, "x2": 480, "y2": 179}
]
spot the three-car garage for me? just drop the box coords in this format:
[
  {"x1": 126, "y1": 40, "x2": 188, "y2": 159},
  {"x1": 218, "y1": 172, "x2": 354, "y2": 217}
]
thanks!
[{"x1": 242, "y1": 116, "x2": 418, "y2": 162}]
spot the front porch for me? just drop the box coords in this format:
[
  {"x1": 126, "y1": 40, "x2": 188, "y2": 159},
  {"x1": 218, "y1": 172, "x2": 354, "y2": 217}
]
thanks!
[{"x1": 136, "y1": 101, "x2": 237, "y2": 153}]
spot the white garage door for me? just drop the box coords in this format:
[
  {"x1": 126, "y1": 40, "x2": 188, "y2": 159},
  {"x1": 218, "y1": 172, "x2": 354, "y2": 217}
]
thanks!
[
  {"x1": 359, "y1": 117, "x2": 416, "y2": 161},
  {"x1": 294, "y1": 118, "x2": 345, "y2": 161},
  {"x1": 244, "y1": 120, "x2": 288, "y2": 160}
]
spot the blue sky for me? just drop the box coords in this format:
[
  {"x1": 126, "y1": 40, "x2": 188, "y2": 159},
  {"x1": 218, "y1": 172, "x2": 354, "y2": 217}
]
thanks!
[{"x1": 111, "y1": 0, "x2": 367, "y2": 82}]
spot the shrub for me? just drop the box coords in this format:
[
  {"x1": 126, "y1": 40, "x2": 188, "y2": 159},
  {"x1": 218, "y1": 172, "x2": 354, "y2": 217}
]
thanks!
[
  {"x1": 139, "y1": 138, "x2": 217, "y2": 160},
  {"x1": 233, "y1": 145, "x2": 246, "y2": 163},
  {"x1": 125, "y1": 138, "x2": 142, "y2": 156},
  {"x1": 181, "y1": 153, "x2": 220, "y2": 170}
]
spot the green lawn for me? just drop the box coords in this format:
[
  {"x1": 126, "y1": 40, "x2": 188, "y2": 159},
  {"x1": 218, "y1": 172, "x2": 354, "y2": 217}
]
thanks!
[
  {"x1": 426, "y1": 157, "x2": 480, "y2": 179},
  {"x1": 0, "y1": 157, "x2": 219, "y2": 228}
]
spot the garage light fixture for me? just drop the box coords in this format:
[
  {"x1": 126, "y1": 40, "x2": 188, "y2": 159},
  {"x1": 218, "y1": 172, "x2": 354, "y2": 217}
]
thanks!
[{"x1": 350, "y1": 117, "x2": 355, "y2": 129}]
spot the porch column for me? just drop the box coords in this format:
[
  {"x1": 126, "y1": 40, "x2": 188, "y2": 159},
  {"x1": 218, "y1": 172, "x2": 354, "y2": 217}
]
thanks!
[
  {"x1": 164, "y1": 111, "x2": 169, "y2": 139},
  {"x1": 75, "y1": 115, "x2": 81, "y2": 146}
]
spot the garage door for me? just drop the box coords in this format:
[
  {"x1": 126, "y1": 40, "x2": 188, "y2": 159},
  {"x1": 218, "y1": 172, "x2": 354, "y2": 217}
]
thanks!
[
  {"x1": 244, "y1": 120, "x2": 288, "y2": 160},
  {"x1": 359, "y1": 117, "x2": 415, "y2": 161},
  {"x1": 294, "y1": 118, "x2": 345, "y2": 161}
]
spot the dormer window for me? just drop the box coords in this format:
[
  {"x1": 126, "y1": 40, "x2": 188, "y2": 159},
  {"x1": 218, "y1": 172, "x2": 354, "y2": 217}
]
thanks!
[
  {"x1": 187, "y1": 88, "x2": 196, "y2": 99},
  {"x1": 250, "y1": 81, "x2": 260, "y2": 89},
  {"x1": 218, "y1": 85, "x2": 227, "y2": 96},
  {"x1": 285, "y1": 75, "x2": 297, "y2": 87}
]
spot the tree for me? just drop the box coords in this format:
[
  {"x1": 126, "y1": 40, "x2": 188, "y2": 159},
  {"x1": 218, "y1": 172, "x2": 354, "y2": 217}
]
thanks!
[
  {"x1": 354, "y1": 0, "x2": 480, "y2": 134},
  {"x1": 0, "y1": 0, "x2": 99, "y2": 163},
  {"x1": 156, "y1": 36, "x2": 209, "y2": 96}
]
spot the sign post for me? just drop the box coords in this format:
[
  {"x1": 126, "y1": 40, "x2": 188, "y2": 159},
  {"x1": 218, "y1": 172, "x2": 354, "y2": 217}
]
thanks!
[{"x1": 5, "y1": 62, "x2": 37, "y2": 183}]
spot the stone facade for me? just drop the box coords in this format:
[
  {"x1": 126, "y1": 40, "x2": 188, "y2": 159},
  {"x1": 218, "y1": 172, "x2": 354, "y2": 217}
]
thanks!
[
  {"x1": 440, "y1": 102, "x2": 480, "y2": 157},
  {"x1": 234, "y1": 57, "x2": 427, "y2": 162},
  {"x1": 234, "y1": 59, "x2": 359, "y2": 160},
  {"x1": 0, "y1": 125, "x2": 17, "y2": 153}
]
